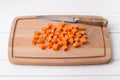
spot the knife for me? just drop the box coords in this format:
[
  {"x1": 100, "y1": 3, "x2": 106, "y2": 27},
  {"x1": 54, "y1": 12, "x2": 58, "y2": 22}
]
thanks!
[{"x1": 37, "y1": 16, "x2": 107, "y2": 27}]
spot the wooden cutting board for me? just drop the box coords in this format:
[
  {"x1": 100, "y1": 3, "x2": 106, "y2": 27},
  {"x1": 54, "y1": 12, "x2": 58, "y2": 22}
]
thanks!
[{"x1": 8, "y1": 15, "x2": 111, "y2": 65}]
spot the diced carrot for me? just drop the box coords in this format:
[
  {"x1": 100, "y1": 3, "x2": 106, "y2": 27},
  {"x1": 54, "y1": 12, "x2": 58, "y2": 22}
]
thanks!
[
  {"x1": 42, "y1": 33, "x2": 47, "y2": 39},
  {"x1": 39, "y1": 43, "x2": 46, "y2": 49},
  {"x1": 40, "y1": 30, "x2": 45, "y2": 34},
  {"x1": 72, "y1": 42, "x2": 80, "y2": 48},
  {"x1": 80, "y1": 37, "x2": 87, "y2": 44},
  {"x1": 34, "y1": 31, "x2": 41, "y2": 35},
  {"x1": 65, "y1": 35, "x2": 69, "y2": 39},
  {"x1": 63, "y1": 27, "x2": 68, "y2": 31},
  {"x1": 59, "y1": 33, "x2": 64, "y2": 38},
  {"x1": 41, "y1": 27, "x2": 47, "y2": 31},
  {"x1": 33, "y1": 34, "x2": 39, "y2": 40},
  {"x1": 62, "y1": 35, "x2": 69, "y2": 41},
  {"x1": 62, "y1": 31, "x2": 67, "y2": 35},
  {"x1": 51, "y1": 25, "x2": 56, "y2": 29},
  {"x1": 45, "y1": 29, "x2": 51, "y2": 34},
  {"x1": 32, "y1": 21, "x2": 87, "y2": 51},
  {"x1": 78, "y1": 26, "x2": 85, "y2": 30},
  {"x1": 62, "y1": 45, "x2": 68, "y2": 51},
  {"x1": 79, "y1": 31, "x2": 85, "y2": 35},
  {"x1": 72, "y1": 24, "x2": 78, "y2": 29},
  {"x1": 32, "y1": 39, "x2": 37, "y2": 45},
  {"x1": 54, "y1": 30, "x2": 60, "y2": 35},
  {"x1": 51, "y1": 38, "x2": 57, "y2": 44},
  {"x1": 71, "y1": 29, "x2": 78, "y2": 35},
  {"x1": 62, "y1": 41, "x2": 67, "y2": 45},
  {"x1": 59, "y1": 21, "x2": 66, "y2": 27},
  {"x1": 57, "y1": 38, "x2": 62, "y2": 42},
  {"x1": 51, "y1": 28, "x2": 55, "y2": 33},
  {"x1": 76, "y1": 32, "x2": 82, "y2": 38},
  {"x1": 48, "y1": 23, "x2": 52, "y2": 29},
  {"x1": 67, "y1": 26, "x2": 72, "y2": 31},
  {"x1": 56, "y1": 28, "x2": 61, "y2": 32},
  {"x1": 52, "y1": 44, "x2": 59, "y2": 51},
  {"x1": 53, "y1": 35, "x2": 58, "y2": 39},
  {"x1": 49, "y1": 33, "x2": 54, "y2": 37},
  {"x1": 58, "y1": 41, "x2": 63, "y2": 46},
  {"x1": 46, "y1": 36, "x2": 52, "y2": 42},
  {"x1": 74, "y1": 38, "x2": 79, "y2": 42},
  {"x1": 37, "y1": 38, "x2": 44, "y2": 43},
  {"x1": 82, "y1": 35, "x2": 87, "y2": 39},
  {"x1": 68, "y1": 37, "x2": 74, "y2": 44},
  {"x1": 68, "y1": 32, "x2": 74, "y2": 38},
  {"x1": 46, "y1": 42, "x2": 52, "y2": 48}
]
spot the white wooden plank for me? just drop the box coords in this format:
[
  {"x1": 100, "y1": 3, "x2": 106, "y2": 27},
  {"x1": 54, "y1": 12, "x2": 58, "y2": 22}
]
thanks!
[
  {"x1": 110, "y1": 33, "x2": 120, "y2": 60},
  {"x1": 0, "y1": 33, "x2": 9, "y2": 59},
  {"x1": 0, "y1": 60, "x2": 119, "y2": 75},
  {"x1": 0, "y1": 32, "x2": 119, "y2": 60},
  {"x1": 0, "y1": 76, "x2": 120, "y2": 80},
  {"x1": 0, "y1": 0, "x2": 120, "y2": 13}
]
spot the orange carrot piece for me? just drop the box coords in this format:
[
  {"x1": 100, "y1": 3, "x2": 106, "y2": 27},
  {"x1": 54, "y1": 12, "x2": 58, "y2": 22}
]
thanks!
[
  {"x1": 81, "y1": 37, "x2": 87, "y2": 44},
  {"x1": 62, "y1": 41, "x2": 67, "y2": 45},
  {"x1": 82, "y1": 35, "x2": 87, "y2": 39},
  {"x1": 71, "y1": 29, "x2": 77, "y2": 35},
  {"x1": 72, "y1": 42, "x2": 80, "y2": 48},
  {"x1": 78, "y1": 26, "x2": 85, "y2": 30},
  {"x1": 51, "y1": 38, "x2": 57, "y2": 44},
  {"x1": 46, "y1": 36, "x2": 52, "y2": 42},
  {"x1": 62, "y1": 36, "x2": 69, "y2": 41},
  {"x1": 46, "y1": 42, "x2": 52, "y2": 48},
  {"x1": 39, "y1": 43, "x2": 46, "y2": 49},
  {"x1": 62, "y1": 45, "x2": 68, "y2": 51},
  {"x1": 59, "y1": 21, "x2": 66, "y2": 27},
  {"x1": 74, "y1": 38, "x2": 79, "y2": 42},
  {"x1": 68, "y1": 37, "x2": 74, "y2": 44},
  {"x1": 72, "y1": 24, "x2": 78, "y2": 29},
  {"x1": 58, "y1": 41, "x2": 63, "y2": 46},
  {"x1": 53, "y1": 35, "x2": 58, "y2": 39},
  {"x1": 48, "y1": 23, "x2": 52, "y2": 29},
  {"x1": 33, "y1": 34, "x2": 39, "y2": 40},
  {"x1": 57, "y1": 38, "x2": 62, "y2": 42},
  {"x1": 41, "y1": 27, "x2": 47, "y2": 31},
  {"x1": 32, "y1": 39, "x2": 37, "y2": 45},
  {"x1": 34, "y1": 31, "x2": 41, "y2": 35},
  {"x1": 37, "y1": 38, "x2": 44, "y2": 43},
  {"x1": 45, "y1": 29, "x2": 51, "y2": 34},
  {"x1": 42, "y1": 33, "x2": 47, "y2": 39},
  {"x1": 79, "y1": 31, "x2": 85, "y2": 35},
  {"x1": 52, "y1": 44, "x2": 59, "y2": 51},
  {"x1": 76, "y1": 32, "x2": 82, "y2": 38}
]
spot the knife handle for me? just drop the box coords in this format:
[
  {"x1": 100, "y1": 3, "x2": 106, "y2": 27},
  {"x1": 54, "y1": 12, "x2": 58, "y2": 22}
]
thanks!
[{"x1": 74, "y1": 17, "x2": 108, "y2": 27}]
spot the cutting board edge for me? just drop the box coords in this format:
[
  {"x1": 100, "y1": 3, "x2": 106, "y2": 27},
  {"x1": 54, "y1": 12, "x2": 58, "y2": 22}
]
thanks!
[
  {"x1": 8, "y1": 15, "x2": 111, "y2": 65},
  {"x1": 8, "y1": 55, "x2": 111, "y2": 65}
]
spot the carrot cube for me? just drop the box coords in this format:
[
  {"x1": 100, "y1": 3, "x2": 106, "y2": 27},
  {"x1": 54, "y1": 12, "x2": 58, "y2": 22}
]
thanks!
[
  {"x1": 81, "y1": 37, "x2": 87, "y2": 44},
  {"x1": 62, "y1": 45, "x2": 68, "y2": 51},
  {"x1": 72, "y1": 42, "x2": 80, "y2": 48},
  {"x1": 52, "y1": 44, "x2": 59, "y2": 51},
  {"x1": 39, "y1": 43, "x2": 46, "y2": 49}
]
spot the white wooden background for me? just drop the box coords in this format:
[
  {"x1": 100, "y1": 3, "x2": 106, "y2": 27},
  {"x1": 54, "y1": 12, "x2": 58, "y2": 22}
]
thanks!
[{"x1": 0, "y1": 0, "x2": 120, "y2": 79}]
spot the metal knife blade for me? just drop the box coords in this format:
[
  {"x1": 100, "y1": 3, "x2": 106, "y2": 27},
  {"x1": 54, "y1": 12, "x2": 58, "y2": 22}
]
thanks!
[{"x1": 37, "y1": 16, "x2": 79, "y2": 23}]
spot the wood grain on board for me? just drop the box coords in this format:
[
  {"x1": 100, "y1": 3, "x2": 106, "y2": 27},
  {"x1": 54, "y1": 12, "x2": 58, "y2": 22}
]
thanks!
[{"x1": 8, "y1": 15, "x2": 111, "y2": 65}]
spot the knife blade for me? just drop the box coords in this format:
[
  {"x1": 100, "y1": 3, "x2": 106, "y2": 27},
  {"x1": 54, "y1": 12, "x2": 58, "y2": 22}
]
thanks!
[
  {"x1": 37, "y1": 16, "x2": 107, "y2": 27},
  {"x1": 37, "y1": 16, "x2": 79, "y2": 23}
]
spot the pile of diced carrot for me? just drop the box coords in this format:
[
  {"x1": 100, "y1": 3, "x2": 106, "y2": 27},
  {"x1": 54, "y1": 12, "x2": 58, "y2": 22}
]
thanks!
[{"x1": 32, "y1": 21, "x2": 87, "y2": 51}]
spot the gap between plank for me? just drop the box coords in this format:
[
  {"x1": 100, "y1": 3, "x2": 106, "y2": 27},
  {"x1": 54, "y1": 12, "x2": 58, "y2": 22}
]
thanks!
[{"x1": 0, "y1": 75, "x2": 120, "y2": 77}]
